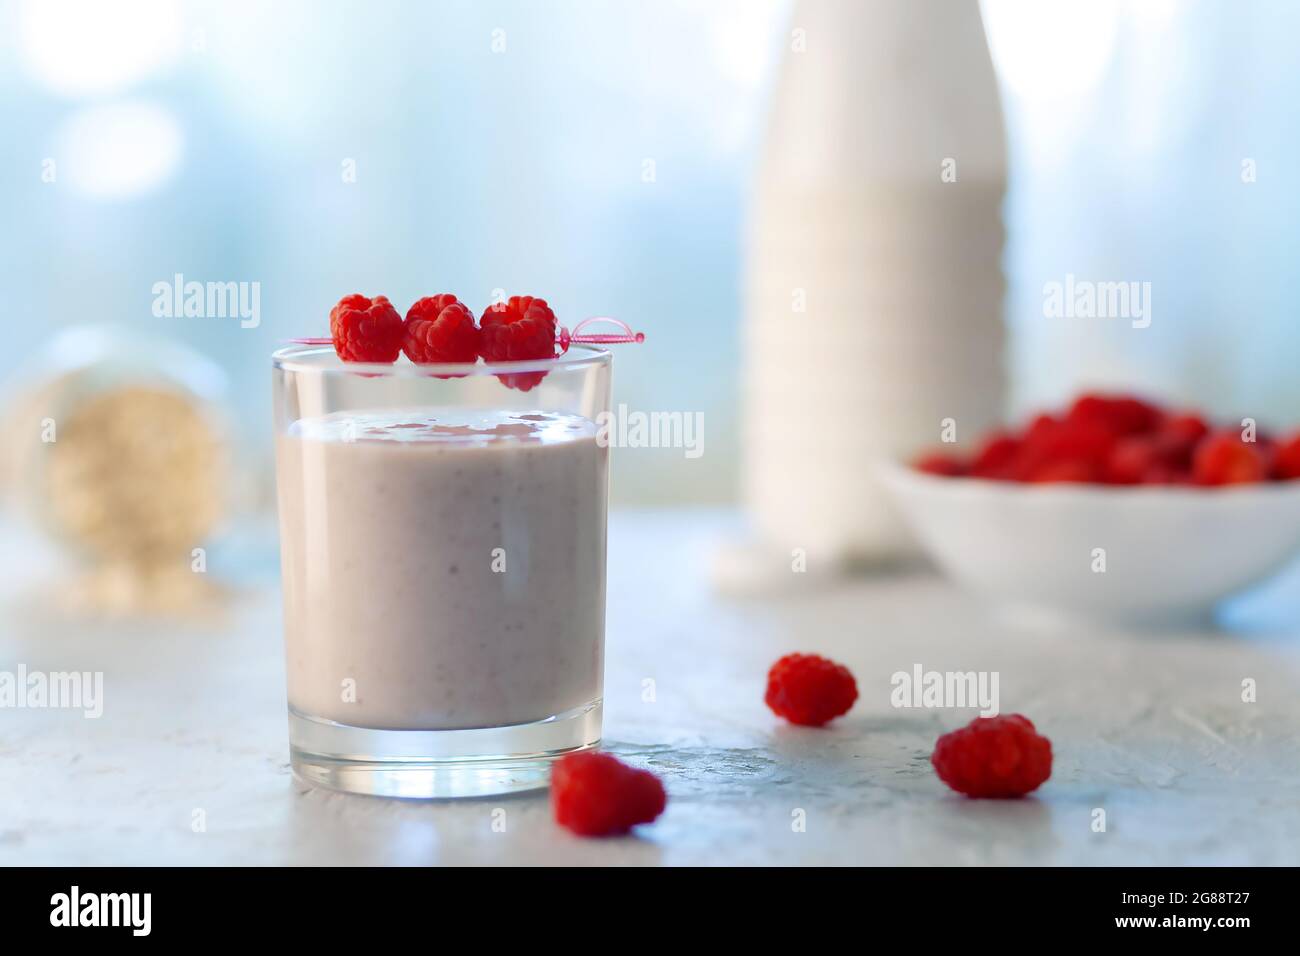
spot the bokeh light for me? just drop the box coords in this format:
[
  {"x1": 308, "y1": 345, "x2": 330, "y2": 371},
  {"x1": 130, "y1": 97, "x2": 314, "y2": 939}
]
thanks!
[
  {"x1": 19, "y1": 0, "x2": 184, "y2": 99},
  {"x1": 57, "y1": 102, "x2": 184, "y2": 200}
]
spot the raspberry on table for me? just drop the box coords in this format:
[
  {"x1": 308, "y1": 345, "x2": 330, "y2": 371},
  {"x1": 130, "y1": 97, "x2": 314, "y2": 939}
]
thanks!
[
  {"x1": 551, "y1": 751, "x2": 667, "y2": 837},
  {"x1": 479, "y1": 295, "x2": 558, "y2": 391},
  {"x1": 931, "y1": 714, "x2": 1052, "y2": 798},
  {"x1": 764, "y1": 653, "x2": 858, "y2": 727},
  {"x1": 403, "y1": 294, "x2": 480, "y2": 364},
  {"x1": 1192, "y1": 431, "x2": 1269, "y2": 485},
  {"x1": 329, "y1": 293, "x2": 404, "y2": 363}
]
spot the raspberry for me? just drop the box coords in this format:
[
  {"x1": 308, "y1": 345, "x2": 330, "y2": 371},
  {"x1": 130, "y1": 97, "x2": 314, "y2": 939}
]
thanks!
[
  {"x1": 1025, "y1": 458, "x2": 1098, "y2": 483},
  {"x1": 1105, "y1": 435, "x2": 1163, "y2": 484},
  {"x1": 914, "y1": 451, "x2": 964, "y2": 477},
  {"x1": 329, "y1": 293, "x2": 369, "y2": 337},
  {"x1": 1106, "y1": 423, "x2": 1207, "y2": 484},
  {"x1": 479, "y1": 296, "x2": 558, "y2": 391},
  {"x1": 480, "y1": 295, "x2": 557, "y2": 358},
  {"x1": 1159, "y1": 412, "x2": 1210, "y2": 452},
  {"x1": 1108, "y1": 435, "x2": 1187, "y2": 483},
  {"x1": 1065, "y1": 393, "x2": 1162, "y2": 436},
  {"x1": 1274, "y1": 433, "x2": 1300, "y2": 480},
  {"x1": 1014, "y1": 415, "x2": 1115, "y2": 480},
  {"x1": 931, "y1": 714, "x2": 1052, "y2": 798},
  {"x1": 1192, "y1": 431, "x2": 1269, "y2": 485},
  {"x1": 551, "y1": 751, "x2": 667, "y2": 836},
  {"x1": 969, "y1": 433, "x2": 1020, "y2": 479},
  {"x1": 1142, "y1": 414, "x2": 1207, "y2": 477},
  {"x1": 329, "y1": 294, "x2": 404, "y2": 363},
  {"x1": 403, "y1": 294, "x2": 480, "y2": 364},
  {"x1": 764, "y1": 653, "x2": 858, "y2": 727}
]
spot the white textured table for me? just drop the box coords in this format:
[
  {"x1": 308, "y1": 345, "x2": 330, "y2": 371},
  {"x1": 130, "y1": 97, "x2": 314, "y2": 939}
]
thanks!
[{"x1": 2, "y1": 510, "x2": 1299, "y2": 866}]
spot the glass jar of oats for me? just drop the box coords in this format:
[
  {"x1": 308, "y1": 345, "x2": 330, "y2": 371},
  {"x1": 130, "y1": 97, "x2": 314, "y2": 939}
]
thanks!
[{"x1": 0, "y1": 326, "x2": 232, "y2": 614}]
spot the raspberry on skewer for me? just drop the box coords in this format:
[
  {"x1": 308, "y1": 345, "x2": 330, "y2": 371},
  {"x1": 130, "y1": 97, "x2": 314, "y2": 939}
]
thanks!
[{"x1": 328, "y1": 294, "x2": 405, "y2": 363}]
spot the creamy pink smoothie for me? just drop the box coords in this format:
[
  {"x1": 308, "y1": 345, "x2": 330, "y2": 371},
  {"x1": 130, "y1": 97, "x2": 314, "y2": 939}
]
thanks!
[{"x1": 275, "y1": 408, "x2": 607, "y2": 731}]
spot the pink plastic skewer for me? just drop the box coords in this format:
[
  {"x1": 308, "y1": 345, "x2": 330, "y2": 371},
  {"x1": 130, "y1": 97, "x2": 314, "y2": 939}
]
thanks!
[{"x1": 557, "y1": 316, "x2": 645, "y2": 353}]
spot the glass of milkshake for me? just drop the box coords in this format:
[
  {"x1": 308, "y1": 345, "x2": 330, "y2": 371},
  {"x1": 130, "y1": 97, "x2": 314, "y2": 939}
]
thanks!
[{"x1": 272, "y1": 344, "x2": 610, "y2": 798}]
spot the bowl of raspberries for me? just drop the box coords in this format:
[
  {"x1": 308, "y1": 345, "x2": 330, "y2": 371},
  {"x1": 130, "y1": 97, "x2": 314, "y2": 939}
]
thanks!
[{"x1": 880, "y1": 393, "x2": 1300, "y2": 624}]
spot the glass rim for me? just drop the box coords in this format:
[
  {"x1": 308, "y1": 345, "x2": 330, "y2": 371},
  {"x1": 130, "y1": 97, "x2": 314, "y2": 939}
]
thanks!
[{"x1": 271, "y1": 342, "x2": 611, "y2": 378}]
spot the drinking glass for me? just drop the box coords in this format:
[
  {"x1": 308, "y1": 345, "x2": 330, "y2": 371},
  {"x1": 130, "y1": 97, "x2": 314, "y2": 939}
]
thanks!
[{"x1": 272, "y1": 344, "x2": 611, "y2": 798}]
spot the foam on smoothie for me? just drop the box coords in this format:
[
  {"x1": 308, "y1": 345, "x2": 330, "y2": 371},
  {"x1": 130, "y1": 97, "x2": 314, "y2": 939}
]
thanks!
[{"x1": 289, "y1": 408, "x2": 597, "y2": 445}]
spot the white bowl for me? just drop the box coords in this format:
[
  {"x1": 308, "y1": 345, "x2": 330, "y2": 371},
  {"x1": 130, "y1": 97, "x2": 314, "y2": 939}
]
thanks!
[{"x1": 878, "y1": 461, "x2": 1300, "y2": 625}]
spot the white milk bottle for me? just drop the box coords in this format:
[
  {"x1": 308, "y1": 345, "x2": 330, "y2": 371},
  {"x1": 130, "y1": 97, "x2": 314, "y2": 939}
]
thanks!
[{"x1": 741, "y1": 0, "x2": 1007, "y2": 568}]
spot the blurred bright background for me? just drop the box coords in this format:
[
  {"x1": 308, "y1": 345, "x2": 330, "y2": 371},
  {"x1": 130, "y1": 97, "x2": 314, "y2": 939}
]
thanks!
[{"x1": 2, "y1": 0, "x2": 1299, "y2": 509}]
